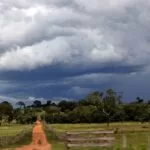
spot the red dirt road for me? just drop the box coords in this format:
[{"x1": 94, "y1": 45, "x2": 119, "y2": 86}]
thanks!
[{"x1": 16, "y1": 120, "x2": 52, "y2": 150}]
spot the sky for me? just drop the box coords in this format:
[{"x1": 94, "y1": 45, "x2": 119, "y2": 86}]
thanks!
[{"x1": 0, "y1": 0, "x2": 150, "y2": 105}]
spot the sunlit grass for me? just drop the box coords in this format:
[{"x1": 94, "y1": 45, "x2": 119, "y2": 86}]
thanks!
[
  {"x1": 0, "y1": 122, "x2": 150, "y2": 149},
  {"x1": 51, "y1": 122, "x2": 150, "y2": 132},
  {"x1": 0, "y1": 125, "x2": 33, "y2": 136},
  {"x1": 49, "y1": 122, "x2": 150, "y2": 149}
]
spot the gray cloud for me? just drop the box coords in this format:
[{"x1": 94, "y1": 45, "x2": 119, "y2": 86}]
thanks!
[
  {"x1": 0, "y1": 0, "x2": 150, "y2": 71},
  {"x1": 0, "y1": 0, "x2": 150, "y2": 101}
]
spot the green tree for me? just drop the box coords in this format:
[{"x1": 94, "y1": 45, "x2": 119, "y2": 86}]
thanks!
[
  {"x1": 58, "y1": 100, "x2": 76, "y2": 112},
  {"x1": 102, "y1": 88, "x2": 121, "y2": 127},
  {"x1": 45, "y1": 106, "x2": 61, "y2": 123},
  {"x1": 16, "y1": 101, "x2": 25, "y2": 109},
  {"x1": 33, "y1": 100, "x2": 42, "y2": 107},
  {"x1": 0, "y1": 101, "x2": 13, "y2": 124},
  {"x1": 71, "y1": 105, "x2": 97, "y2": 123},
  {"x1": 86, "y1": 91, "x2": 103, "y2": 106}
]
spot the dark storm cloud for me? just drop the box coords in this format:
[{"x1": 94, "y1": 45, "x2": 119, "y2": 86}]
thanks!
[
  {"x1": 0, "y1": 0, "x2": 150, "y2": 101},
  {"x1": 0, "y1": 64, "x2": 144, "y2": 81}
]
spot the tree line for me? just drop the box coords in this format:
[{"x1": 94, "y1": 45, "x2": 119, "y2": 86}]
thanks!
[{"x1": 0, "y1": 88, "x2": 150, "y2": 125}]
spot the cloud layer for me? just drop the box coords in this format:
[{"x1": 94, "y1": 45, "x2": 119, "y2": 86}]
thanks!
[
  {"x1": 0, "y1": 0, "x2": 150, "y2": 71},
  {"x1": 0, "y1": 0, "x2": 150, "y2": 102}
]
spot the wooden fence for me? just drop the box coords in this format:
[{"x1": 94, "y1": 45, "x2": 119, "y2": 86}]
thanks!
[{"x1": 65, "y1": 130, "x2": 115, "y2": 149}]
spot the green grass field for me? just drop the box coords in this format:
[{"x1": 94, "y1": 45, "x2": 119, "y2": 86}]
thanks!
[
  {"x1": 0, "y1": 122, "x2": 150, "y2": 150},
  {"x1": 0, "y1": 125, "x2": 32, "y2": 136},
  {"x1": 49, "y1": 122, "x2": 150, "y2": 149},
  {"x1": 51, "y1": 122, "x2": 150, "y2": 132}
]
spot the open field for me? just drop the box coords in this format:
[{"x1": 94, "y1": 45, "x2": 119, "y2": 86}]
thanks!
[
  {"x1": 0, "y1": 125, "x2": 33, "y2": 136},
  {"x1": 49, "y1": 122, "x2": 150, "y2": 149},
  {"x1": 0, "y1": 122, "x2": 150, "y2": 149},
  {"x1": 50, "y1": 122, "x2": 150, "y2": 132}
]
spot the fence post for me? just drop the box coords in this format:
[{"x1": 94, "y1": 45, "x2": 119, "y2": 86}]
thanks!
[
  {"x1": 65, "y1": 131, "x2": 69, "y2": 150},
  {"x1": 122, "y1": 134, "x2": 127, "y2": 149},
  {"x1": 148, "y1": 136, "x2": 150, "y2": 150}
]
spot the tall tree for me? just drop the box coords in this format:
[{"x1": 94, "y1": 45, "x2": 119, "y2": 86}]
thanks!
[
  {"x1": 86, "y1": 91, "x2": 103, "y2": 106},
  {"x1": 0, "y1": 101, "x2": 13, "y2": 123},
  {"x1": 58, "y1": 100, "x2": 77, "y2": 112},
  {"x1": 102, "y1": 88, "x2": 121, "y2": 127},
  {"x1": 16, "y1": 101, "x2": 25, "y2": 109},
  {"x1": 33, "y1": 100, "x2": 42, "y2": 108}
]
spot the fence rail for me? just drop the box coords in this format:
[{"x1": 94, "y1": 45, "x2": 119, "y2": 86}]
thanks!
[{"x1": 65, "y1": 130, "x2": 115, "y2": 149}]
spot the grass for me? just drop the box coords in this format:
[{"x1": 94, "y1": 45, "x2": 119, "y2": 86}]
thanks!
[
  {"x1": 0, "y1": 124, "x2": 33, "y2": 136},
  {"x1": 0, "y1": 122, "x2": 150, "y2": 149},
  {"x1": 50, "y1": 122, "x2": 150, "y2": 132},
  {"x1": 49, "y1": 122, "x2": 150, "y2": 149}
]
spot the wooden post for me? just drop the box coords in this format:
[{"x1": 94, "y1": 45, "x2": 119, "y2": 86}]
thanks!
[
  {"x1": 122, "y1": 134, "x2": 127, "y2": 149},
  {"x1": 65, "y1": 131, "x2": 69, "y2": 150},
  {"x1": 148, "y1": 136, "x2": 150, "y2": 150}
]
